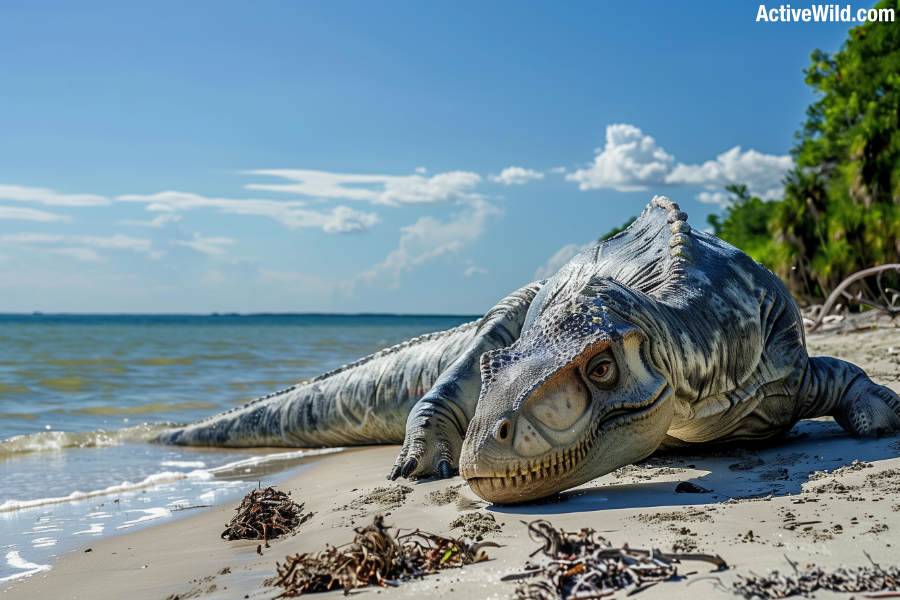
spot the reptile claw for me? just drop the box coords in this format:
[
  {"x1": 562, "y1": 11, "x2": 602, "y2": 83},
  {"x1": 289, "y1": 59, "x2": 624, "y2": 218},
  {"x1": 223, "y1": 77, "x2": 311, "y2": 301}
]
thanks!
[
  {"x1": 401, "y1": 458, "x2": 418, "y2": 478},
  {"x1": 388, "y1": 465, "x2": 400, "y2": 480}
]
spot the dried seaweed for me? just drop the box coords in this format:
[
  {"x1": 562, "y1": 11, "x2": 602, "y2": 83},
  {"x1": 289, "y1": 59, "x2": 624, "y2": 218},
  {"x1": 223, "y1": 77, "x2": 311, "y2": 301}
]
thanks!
[
  {"x1": 221, "y1": 487, "x2": 311, "y2": 542},
  {"x1": 269, "y1": 515, "x2": 495, "y2": 596},
  {"x1": 505, "y1": 520, "x2": 727, "y2": 599},
  {"x1": 732, "y1": 554, "x2": 900, "y2": 599}
]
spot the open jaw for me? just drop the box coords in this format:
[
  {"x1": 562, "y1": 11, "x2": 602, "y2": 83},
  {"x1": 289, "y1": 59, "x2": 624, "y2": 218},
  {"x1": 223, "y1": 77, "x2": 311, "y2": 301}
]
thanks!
[{"x1": 463, "y1": 383, "x2": 671, "y2": 504}]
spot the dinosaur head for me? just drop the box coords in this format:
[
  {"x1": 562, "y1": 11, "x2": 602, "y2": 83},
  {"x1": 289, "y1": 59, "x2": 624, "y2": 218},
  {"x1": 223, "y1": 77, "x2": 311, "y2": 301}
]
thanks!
[{"x1": 459, "y1": 281, "x2": 674, "y2": 504}]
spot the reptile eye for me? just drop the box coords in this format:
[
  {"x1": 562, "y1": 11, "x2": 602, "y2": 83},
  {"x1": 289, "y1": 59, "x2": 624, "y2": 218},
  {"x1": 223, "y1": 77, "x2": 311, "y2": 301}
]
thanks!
[{"x1": 587, "y1": 352, "x2": 618, "y2": 388}]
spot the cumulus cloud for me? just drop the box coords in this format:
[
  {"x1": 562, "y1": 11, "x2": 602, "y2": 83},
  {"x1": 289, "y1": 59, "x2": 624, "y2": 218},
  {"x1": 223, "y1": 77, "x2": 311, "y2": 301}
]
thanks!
[
  {"x1": 490, "y1": 166, "x2": 544, "y2": 186},
  {"x1": 567, "y1": 124, "x2": 674, "y2": 192},
  {"x1": 244, "y1": 169, "x2": 482, "y2": 206},
  {"x1": 534, "y1": 242, "x2": 590, "y2": 279},
  {"x1": 361, "y1": 198, "x2": 499, "y2": 285},
  {"x1": 666, "y1": 146, "x2": 793, "y2": 201},
  {"x1": 0, "y1": 184, "x2": 109, "y2": 206},
  {"x1": 0, "y1": 206, "x2": 72, "y2": 223},
  {"x1": 566, "y1": 124, "x2": 792, "y2": 203},
  {"x1": 174, "y1": 233, "x2": 235, "y2": 256},
  {"x1": 118, "y1": 191, "x2": 380, "y2": 233}
]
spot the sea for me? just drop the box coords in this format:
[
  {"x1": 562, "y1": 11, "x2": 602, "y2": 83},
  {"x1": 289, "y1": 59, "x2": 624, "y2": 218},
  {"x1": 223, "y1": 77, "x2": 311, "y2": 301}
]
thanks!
[{"x1": 0, "y1": 313, "x2": 474, "y2": 585}]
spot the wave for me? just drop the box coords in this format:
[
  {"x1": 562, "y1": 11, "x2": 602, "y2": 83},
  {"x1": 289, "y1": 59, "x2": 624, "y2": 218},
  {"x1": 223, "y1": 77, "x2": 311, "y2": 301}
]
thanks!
[
  {"x1": 0, "y1": 551, "x2": 50, "y2": 583},
  {"x1": 0, "y1": 447, "x2": 344, "y2": 513},
  {"x1": 0, "y1": 423, "x2": 171, "y2": 458}
]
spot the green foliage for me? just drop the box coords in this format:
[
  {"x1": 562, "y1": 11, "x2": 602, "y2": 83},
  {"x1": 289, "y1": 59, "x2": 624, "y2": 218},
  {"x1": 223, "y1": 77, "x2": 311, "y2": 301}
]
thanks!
[
  {"x1": 598, "y1": 216, "x2": 637, "y2": 242},
  {"x1": 708, "y1": 1, "x2": 900, "y2": 301},
  {"x1": 706, "y1": 185, "x2": 778, "y2": 266}
]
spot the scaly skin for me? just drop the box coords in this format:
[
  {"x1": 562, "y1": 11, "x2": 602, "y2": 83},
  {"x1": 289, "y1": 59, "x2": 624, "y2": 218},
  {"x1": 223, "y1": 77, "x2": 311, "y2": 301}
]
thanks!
[{"x1": 158, "y1": 196, "x2": 900, "y2": 503}]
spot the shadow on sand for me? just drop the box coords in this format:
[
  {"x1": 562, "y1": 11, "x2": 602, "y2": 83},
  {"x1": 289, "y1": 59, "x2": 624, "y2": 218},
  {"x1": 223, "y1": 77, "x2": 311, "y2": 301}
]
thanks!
[{"x1": 488, "y1": 419, "x2": 900, "y2": 516}]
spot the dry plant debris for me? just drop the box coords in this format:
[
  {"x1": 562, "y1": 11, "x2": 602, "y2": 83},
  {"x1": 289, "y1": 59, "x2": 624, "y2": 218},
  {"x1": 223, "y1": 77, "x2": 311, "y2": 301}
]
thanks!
[
  {"x1": 504, "y1": 520, "x2": 727, "y2": 599},
  {"x1": 732, "y1": 555, "x2": 900, "y2": 599},
  {"x1": 221, "y1": 486, "x2": 311, "y2": 542},
  {"x1": 269, "y1": 515, "x2": 495, "y2": 596}
]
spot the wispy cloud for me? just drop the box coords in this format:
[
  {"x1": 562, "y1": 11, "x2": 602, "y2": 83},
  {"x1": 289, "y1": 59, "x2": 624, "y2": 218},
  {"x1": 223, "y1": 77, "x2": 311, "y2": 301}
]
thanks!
[
  {"x1": 119, "y1": 213, "x2": 183, "y2": 228},
  {"x1": 566, "y1": 124, "x2": 792, "y2": 203},
  {"x1": 118, "y1": 191, "x2": 379, "y2": 233},
  {"x1": 0, "y1": 206, "x2": 72, "y2": 223},
  {"x1": 361, "y1": 198, "x2": 499, "y2": 285},
  {"x1": 490, "y1": 166, "x2": 544, "y2": 186},
  {"x1": 174, "y1": 233, "x2": 235, "y2": 256},
  {"x1": 0, "y1": 184, "x2": 109, "y2": 206},
  {"x1": 48, "y1": 247, "x2": 104, "y2": 262},
  {"x1": 534, "y1": 242, "x2": 590, "y2": 280},
  {"x1": 244, "y1": 169, "x2": 482, "y2": 206},
  {"x1": 0, "y1": 232, "x2": 156, "y2": 262},
  {"x1": 463, "y1": 264, "x2": 488, "y2": 277}
]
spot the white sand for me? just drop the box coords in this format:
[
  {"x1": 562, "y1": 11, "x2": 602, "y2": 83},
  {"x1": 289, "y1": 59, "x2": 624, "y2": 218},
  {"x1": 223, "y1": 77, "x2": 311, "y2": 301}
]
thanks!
[{"x1": 4, "y1": 327, "x2": 898, "y2": 600}]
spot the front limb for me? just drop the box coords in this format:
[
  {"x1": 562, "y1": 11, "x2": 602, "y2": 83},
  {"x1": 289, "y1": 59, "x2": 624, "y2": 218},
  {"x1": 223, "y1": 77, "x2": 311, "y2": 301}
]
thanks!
[{"x1": 389, "y1": 280, "x2": 544, "y2": 480}]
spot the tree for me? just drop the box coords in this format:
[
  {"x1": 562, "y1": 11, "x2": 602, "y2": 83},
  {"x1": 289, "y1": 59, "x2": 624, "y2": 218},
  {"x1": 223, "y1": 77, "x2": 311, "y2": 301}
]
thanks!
[
  {"x1": 771, "y1": 0, "x2": 900, "y2": 300},
  {"x1": 707, "y1": 1, "x2": 900, "y2": 302},
  {"x1": 706, "y1": 185, "x2": 778, "y2": 266}
]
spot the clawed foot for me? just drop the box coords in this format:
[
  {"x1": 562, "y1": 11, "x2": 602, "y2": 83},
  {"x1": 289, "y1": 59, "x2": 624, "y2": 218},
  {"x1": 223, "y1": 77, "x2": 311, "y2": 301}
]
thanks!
[
  {"x1": 837, "y1": 378, "x2": 900, "y2": 437},
  {"x1": 388, "y1": 401, "x2": 464, "y2": 481}
]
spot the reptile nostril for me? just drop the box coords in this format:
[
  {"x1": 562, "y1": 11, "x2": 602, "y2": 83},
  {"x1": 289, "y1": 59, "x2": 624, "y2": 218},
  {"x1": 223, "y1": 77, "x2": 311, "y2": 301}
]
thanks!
[{"x1": 495, "y1": 418, "x2": 511, "y2": 442}]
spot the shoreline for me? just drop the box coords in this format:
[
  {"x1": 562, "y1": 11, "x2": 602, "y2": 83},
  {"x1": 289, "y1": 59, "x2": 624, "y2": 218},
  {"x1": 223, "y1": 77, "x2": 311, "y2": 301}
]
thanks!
[{"x1": 4, "y1": 328, "x2": 899, "y2": 600}]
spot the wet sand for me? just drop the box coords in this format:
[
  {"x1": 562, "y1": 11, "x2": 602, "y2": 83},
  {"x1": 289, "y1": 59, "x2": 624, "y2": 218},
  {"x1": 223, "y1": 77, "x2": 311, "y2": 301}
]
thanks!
[{"x1": 4, "y1": 327, "x2": 899, "y2": 600}]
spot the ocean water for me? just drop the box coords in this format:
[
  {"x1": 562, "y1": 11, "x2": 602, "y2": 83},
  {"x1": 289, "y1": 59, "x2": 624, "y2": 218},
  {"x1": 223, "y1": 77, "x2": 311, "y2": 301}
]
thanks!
[{"x1": 0, "y1": 313, "x2": 473, "y2": 584}]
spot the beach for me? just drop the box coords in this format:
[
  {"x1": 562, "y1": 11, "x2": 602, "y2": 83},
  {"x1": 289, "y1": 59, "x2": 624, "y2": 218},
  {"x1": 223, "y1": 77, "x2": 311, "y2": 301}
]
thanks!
[{"x1": 2, "y1": 326, "x2": 897, "y2": 600}]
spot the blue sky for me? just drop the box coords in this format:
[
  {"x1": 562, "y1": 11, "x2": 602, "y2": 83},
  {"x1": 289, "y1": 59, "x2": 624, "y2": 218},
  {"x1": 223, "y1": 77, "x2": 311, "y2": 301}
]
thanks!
[{"x1": 0, "y1": 1, "x2": 854, "y2": 313}]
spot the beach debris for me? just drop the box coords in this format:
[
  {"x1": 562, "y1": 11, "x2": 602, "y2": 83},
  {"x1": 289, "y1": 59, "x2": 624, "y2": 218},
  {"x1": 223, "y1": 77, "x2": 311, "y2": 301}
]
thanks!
[
  {"x1": 675, "y1": 481, "x2": 711, "y2": 494},
  {"x1": 221, "y1": 487, "x2": 312, "y2": 543},
  {"x1": 803, "y1": 263, "x2": 900, "y2": 332},
  {"x1": 732, "y1": 554, "x2": 900, "y2": 599},
  {"x1": 503, "y1": 520, "x2": 727, "y2": 599},
  {"x1": 269, "y1": 515, "x2": 495, "y2": 596}
]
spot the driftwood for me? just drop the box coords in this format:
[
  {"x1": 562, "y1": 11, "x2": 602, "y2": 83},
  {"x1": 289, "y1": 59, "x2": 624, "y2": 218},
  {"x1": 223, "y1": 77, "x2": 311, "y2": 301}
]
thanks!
[
  {"x1": 505, "y1": 520, "x2": 726, "y2": 599},
  {"x1": 269, "y1": 515, "x2": 495, "y2": 596},
  {"x1": 804, "y1": 264, "x2": 900, "y2": 333}
]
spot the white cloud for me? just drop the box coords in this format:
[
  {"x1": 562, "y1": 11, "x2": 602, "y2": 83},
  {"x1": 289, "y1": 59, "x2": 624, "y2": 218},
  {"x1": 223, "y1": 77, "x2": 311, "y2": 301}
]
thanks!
[
  {"x1": 697, "y1": 191, "x2": 729, "y2": 205},
  {"x1": 566, "y1": 124, "x2": 792, "y2": 203},
  {"x1": 666, "y1": 146, "x2": 793, "y2": 201},
  {"x1": 48, "y1": 247, "x2": 104, "y2": 262},
  {"x1": 567, "y1": 124, "x2": 674, "y2": 192},
  {"x1": 361, "y1": 198, "x2": 499, "y2": 285},
  {"x1": 0, "y1": 206, "x2": 72, "y2": 222},
  {"x1": 0, "y1": 184, "x2": 109, "y2": 206},
  {"x1": 0, "y1": 232, "x2": 155, "y2": 261},
  {"x1": 463, "y1": 265, "x2": 488, "y2": 277},
  {"x1": 120, "y1": 213, "x2": 183, "y2": 228},
  {"x1": 174, "y1": 233, "x2": 235, "y2": 256},
  {"x1": 244, "y1": 169, "x2": 482, "y2": 206},
  {"x1": 534, "y1": 242, "x2": 590, "y2": 280},
  {"x1": 118, "y1": 191, "x2": 379, "y2": 234},
  {"x1": 490, "y1": 166, "x2": 544, "y2": 186}
]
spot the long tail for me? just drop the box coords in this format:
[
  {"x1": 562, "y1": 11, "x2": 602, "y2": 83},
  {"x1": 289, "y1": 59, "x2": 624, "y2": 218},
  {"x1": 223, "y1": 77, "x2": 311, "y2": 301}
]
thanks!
[{"x1": 155, "y1": 321, "x2": 481, "y2": 448}]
